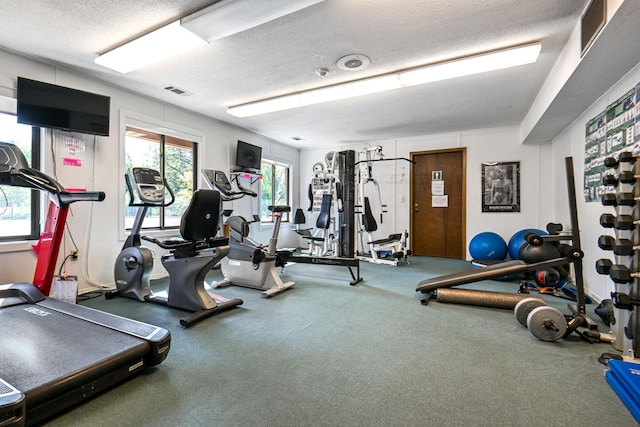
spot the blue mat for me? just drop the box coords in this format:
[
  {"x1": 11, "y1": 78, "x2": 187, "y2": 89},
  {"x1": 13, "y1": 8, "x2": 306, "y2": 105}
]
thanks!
[{"x1": 606, "y1": 359, "x2": 640, "y2": 423}]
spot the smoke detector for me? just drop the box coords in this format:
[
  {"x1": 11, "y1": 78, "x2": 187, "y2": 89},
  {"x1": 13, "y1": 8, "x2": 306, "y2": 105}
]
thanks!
[{"x1": 337, "y1": 54, "x2": 370, "y2": 71}]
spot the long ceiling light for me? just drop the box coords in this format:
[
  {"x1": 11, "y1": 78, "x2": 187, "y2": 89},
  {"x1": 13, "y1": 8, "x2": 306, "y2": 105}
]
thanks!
[
  {"x1": 95, "y1": 0, "x2": 325, "y2": 73},
  {"x1": 94, "y1": 21, "x2": 207, "y2": 74},
  {"x1": 227, "y1": 43, "x2": 542, "y2": 118},
  {"x1": 181, "y1": 0, "x2": 325, "y2": 42}
]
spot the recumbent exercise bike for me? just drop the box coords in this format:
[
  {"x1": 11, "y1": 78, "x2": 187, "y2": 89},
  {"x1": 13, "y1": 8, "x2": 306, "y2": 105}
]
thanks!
[
  {"x1": 108, "y1": 167, "x2": 243, "y2": 327},
  {"x1": 202, "y1": 169, "x2": 295, "y2": 297}
]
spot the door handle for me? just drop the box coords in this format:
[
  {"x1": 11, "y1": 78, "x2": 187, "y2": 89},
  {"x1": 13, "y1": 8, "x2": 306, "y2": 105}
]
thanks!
[{"x1": 414, "y1": 202, "x2": 419, "y2": 212}]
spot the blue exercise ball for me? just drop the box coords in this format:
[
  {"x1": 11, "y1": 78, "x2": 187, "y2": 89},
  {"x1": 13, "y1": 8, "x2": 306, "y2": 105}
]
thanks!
[
  {"x1": 469, "y1": 232, "x2": 508, "y2": 260},
  {"x1": 508, "y1": 228, "x2": 547, "y2": 260}
]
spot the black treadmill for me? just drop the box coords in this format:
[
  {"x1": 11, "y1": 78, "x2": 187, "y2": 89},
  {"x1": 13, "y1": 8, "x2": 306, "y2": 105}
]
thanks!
[
  {"x1": 0, "y1": 142, "x2": 171, "y2": 426},
  {"x1": 0, "y1": 283, "x2": 171, "y2": 426}
]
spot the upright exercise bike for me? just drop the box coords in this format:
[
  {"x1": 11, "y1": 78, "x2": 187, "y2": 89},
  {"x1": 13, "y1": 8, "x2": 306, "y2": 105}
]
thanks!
[{"x1": 108, "y1": 167, "x2": 243, "y2": 327}]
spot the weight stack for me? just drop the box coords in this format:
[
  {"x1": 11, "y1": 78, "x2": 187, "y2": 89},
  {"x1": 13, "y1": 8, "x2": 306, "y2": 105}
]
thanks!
[
  {"x1": 599, "y1": 151, "x2": 635, "y2": 354},
  {"x1": 338, "y1": 150, "x2": 356, "y2": 258}
]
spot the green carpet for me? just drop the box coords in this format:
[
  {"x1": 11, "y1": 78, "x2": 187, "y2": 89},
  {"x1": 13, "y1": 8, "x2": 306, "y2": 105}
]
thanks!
[{"x1": 44, "y1": 256, "x2": 636, "y2": 426}]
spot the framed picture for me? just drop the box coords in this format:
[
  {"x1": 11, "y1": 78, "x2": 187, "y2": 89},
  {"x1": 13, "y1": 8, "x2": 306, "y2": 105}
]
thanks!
[{"x1": 482, "y1": 161, "x2": 520, "y2": 212}]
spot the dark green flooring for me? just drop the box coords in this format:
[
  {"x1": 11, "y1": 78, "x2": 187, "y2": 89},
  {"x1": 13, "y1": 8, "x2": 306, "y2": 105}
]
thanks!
[{"x1": 43, "y1": 256, "x2": 636, "y2": 426}]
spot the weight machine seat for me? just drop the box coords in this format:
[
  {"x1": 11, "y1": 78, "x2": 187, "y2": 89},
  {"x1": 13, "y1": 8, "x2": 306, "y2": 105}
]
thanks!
[
  {"x1": 316, "y1": 194, "x2": 332, "y2": 230},
  {"x1": 362, "y1": 197, "x2": 378, "y2": 232},
  {"x1": 297, "y1": 195, "x2": 332, "y2": 245},
  {"x1": 369, "y1": 233, "x2": 403, "y2": 246},
  {"x1": 301, "y1": 232, "x2": 325, "y2": 243},
  {"x1": 362, "y1": 197, "x2": 404, "y2": 247},
  {"x1": 292, "y1": 208, "x2": 314, "y2": 238}
]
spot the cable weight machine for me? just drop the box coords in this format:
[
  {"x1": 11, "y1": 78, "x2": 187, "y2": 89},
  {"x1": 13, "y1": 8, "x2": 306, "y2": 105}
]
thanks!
[{"x1": 354, "y1": 145, "x2": 413, "y2": 266}]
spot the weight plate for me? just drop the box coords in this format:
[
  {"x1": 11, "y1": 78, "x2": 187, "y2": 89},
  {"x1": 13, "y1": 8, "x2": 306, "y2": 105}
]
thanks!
[
  {"x1": 527, "y1": 306, "x2": 567, "y2": 342},
  {"x1": 312, "y1": 162, "x2": 324, "y2": 173},
  {"x1": 514, "y1": 297, "x2": 546, "y2": 327}
]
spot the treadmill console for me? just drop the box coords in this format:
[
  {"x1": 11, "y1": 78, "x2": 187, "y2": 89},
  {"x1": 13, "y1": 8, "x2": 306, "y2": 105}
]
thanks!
[{"x1": 129, "y1": 167, "x2": 165, "y2": 203}]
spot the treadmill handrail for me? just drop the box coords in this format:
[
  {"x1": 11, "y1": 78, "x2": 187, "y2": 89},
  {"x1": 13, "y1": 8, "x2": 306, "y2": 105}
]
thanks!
[
  {"x1": 5, "y1": 166, "x2": 105, "y2": 208},
  {"x1": 0, "y1": 282, "x2": 47, "y2": 304}
]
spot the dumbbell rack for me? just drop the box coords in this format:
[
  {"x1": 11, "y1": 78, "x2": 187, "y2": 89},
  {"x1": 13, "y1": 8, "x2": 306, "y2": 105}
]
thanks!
[{"x1": 598, "y1": 150, "x2": 639, "y2": 358}]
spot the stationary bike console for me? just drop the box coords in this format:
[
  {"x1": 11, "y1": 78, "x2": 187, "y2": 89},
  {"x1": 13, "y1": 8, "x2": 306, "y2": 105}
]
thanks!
[
  {"x1": 129, "y1": 167, "x2": 165, "y2": 203},
  {"x1": 202, "y1": 169, "x2": 257, "y2": 200}
]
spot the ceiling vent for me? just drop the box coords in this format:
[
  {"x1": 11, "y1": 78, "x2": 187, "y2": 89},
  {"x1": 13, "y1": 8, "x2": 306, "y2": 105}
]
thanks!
[{"x1": 164, "y1": 85, "x2": 192, "y2": 96}]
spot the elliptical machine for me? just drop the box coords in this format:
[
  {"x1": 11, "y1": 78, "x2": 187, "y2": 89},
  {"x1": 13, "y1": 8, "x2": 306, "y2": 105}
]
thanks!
[{"x1": 108, "y1": 167, "x2": 243, "y2": 327}]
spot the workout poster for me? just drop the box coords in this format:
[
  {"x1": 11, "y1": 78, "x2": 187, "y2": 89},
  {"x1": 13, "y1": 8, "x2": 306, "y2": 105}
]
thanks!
[
  {"x1": 481, "y1": 161, "x2": 520, "y2": 212},
  {"x1": 584, "y1": 87, "x2": 636, "y2": 202}
]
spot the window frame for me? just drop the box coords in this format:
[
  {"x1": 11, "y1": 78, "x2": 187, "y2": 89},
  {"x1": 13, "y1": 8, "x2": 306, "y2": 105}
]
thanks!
[
  {"x1": 260, "y1": 157, "x2": 292, "y2": 223},
  {"x1": 124, "y1": 126, "x2": 198, "y2": 231},
  {"x1": 119, "y1": 111, "x2": 204, "y2": 240},
  {"x1": 0, "y1": 112, "x2": 42, "y2": 242}
]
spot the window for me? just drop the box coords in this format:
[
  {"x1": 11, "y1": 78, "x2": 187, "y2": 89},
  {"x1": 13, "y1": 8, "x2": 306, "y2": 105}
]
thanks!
[
  {"x1": 124, "y1": 126, "x2": 196, "y2": 229},
  {"x1": 0, "y1": 112, "x2": 41, "y2": 241},
  {"x1": 260, "y1": 159, "x2": 290, "y2": 222}
]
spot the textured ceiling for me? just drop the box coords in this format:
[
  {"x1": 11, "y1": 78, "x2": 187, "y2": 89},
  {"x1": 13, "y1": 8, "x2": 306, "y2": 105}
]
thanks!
[{"x1": 0, "y1": 0, "x2": 591, "y2": 148}]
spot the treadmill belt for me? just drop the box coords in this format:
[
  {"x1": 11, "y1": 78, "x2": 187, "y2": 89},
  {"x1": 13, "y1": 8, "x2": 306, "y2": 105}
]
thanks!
[{"x1": 0, "y1": 303, "x2": 149, "y2": 413}]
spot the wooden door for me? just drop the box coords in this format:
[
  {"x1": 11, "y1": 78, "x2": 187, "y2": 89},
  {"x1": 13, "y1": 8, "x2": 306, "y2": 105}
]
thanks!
[{"x1": 411, "y1": 148, "x2": 466, "y2": 258}]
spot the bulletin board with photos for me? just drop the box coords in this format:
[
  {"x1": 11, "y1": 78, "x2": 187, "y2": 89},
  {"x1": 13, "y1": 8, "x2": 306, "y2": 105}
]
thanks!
[{"x1": 584, "y1": 85, "x2": 639, "y2": 202}]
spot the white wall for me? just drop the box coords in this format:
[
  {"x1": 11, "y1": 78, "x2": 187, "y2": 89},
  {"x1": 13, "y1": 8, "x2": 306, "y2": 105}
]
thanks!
[
  {"x1": 550, "y1": 60, "x2": 640, "y2": 303},
  {"x1": 0, "y1": 49, "x2": 300, "y2": 293},
  {"x1": 299, "y1": 128, "x2": 553, "y2": 258},
  {"x1": 297, "y1": 58, "x2": 640, "y2": 305},
  {"x1": 3, "y1": 46, "x2": 640, "y2": 303}
]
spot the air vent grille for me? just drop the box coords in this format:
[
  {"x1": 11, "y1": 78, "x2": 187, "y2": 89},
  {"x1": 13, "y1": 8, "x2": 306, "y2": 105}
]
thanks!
[{"x1": 164, "y1": 85, "x2": 192, "y2": 96}]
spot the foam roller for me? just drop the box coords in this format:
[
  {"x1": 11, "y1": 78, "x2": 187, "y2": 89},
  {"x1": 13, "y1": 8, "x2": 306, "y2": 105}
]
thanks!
[{"x1": 435, "y1": 288, "x2": 542, "y2": 310}]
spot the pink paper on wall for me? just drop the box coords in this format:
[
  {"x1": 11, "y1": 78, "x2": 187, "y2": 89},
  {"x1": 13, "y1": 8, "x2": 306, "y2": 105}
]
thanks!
[{"x1": 63, "y1": 158, "x2": 82, "y2": 167}]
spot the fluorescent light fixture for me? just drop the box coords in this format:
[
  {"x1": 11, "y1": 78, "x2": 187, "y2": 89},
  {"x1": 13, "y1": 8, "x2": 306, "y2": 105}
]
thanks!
[
  {"x1": 227, "y1": 42, "x2": 541, "y2": 117},
  {"x1": 228, "y1": 75, "x2": 401, "y2": 118},
  {"x1": 399, "y1": 43, "x2": 542, "y2": 86},
  {"x1": 95, "y1": 21, "x2": 206, "y2": 74},
  {"x1": 181, "y1": 0, "x2": 326, "y2": 42},
  {"x1": 95, "y1": 0, "x2": 325, "y2": 73}
]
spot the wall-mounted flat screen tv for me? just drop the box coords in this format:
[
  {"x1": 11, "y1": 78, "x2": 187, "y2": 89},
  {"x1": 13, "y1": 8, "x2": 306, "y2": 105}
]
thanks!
[
  {"x1": 17, "y1": 77, "x2": 111, "y2": 136},
  {"x1": 235, "y1": 140, "x2": 262, "y2": 172}
]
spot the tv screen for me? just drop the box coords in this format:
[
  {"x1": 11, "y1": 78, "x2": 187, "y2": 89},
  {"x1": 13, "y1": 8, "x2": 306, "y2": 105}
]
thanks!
[
  {"x1": 17, "y1": 77, "x2": 111, "y2": 136},
  {"x1": 235, "y1": 140, "x2": 262, "y2": 172}
]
